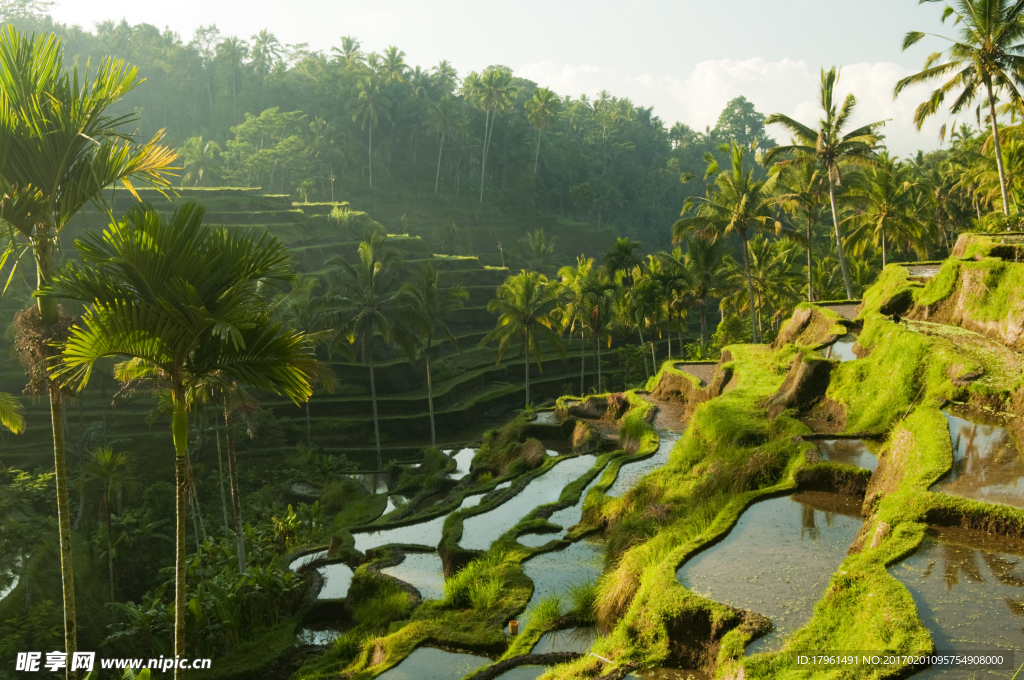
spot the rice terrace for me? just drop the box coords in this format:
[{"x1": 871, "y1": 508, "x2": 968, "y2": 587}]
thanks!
[{"x1": 5, "y1": 0, "x2": 1024, "y2": 679}]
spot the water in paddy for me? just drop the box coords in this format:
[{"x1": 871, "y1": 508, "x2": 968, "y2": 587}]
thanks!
[
  {"x1": 813, "y1": 439, "x2": 881, "y2": 471},
  {"x1": 376, "y1": 647, "x2": 490, "y2": 680},
  {"x1": 460, "y1": 455, "x2": 598, "y2": 551},
  {"x1": 345, "y1": 472, "x2": 388, "y2": 495},
  {"x1": 534, "y1": 410, "x2": 560, "y2": 425},
  {"x1": 906, "y1": 264, "x2": 942, "y2": 277},
  {"x1": 354, "y1": 494, "x2": 484, "y2": 552},
  {"x1": 381, "y1": 552, "x2": 446, "y2": 601},
  {"x1": 295, "y1": 628, "x2": 341, "y2": 645},
  {"x1": 449, "y1": 448, "x2": 476, "y2": 480},
  {"x1": 676, "y1": 492, "x2": 863, "y2": 654},
  {"x1": 626, "y1": 671, "x2": 711, "y2": 680},
  {"x1": 494, "y1": 668, "x2": 547, "y2": 680},
  {"x1": 288, "y1": 550, "x2": 327, "y2": 572},
  {"x1": 520, "y1": 536, "x2": 605, "y2": 628},
  {"x1": 890, "y1": 530, "x2": 1024, "y2": 679},
  {"x1": 317, "y1": 563, "x2": 354, "y2": 599},
  {"x1": 823, "y1": 334, "x2": 859, "y2": 362},
  {"x1": 931, "y1": 408, "x2": 1024, "y2": 509},
  {"x1": 531, "y1": 626, "x2": 597, "y2": 654},
  {"x1": 607, "y1": 431, "x2": 682, "y2": 498},
  {"x1": 518, "y1": 459, "x2": 612, "y2": 547}
]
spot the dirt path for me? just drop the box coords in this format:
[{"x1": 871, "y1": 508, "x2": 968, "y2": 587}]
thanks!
[{"x1": 673, "y1": 362, "x2": 717, "y2": 386}]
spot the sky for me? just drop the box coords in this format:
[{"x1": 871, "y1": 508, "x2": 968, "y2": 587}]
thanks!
[{"x1": 47, "y1": 0, "x2": 958, "y2": 155}]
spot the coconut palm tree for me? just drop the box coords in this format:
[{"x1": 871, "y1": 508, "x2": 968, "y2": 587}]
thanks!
[
  {"x1": 482, "y1": 271, "x2": 566, "y2": 408},
  {"x1": 179, "y1": 136, "x2": 223, "y2": 187},
  {"x1": 602, "y1": 237, "x2": 643, "y2": 285},
  {"x1": 349, "y1": 76, "x2": 391, "y2": 190},
  {"x1": 47, "y1": 203, "x2": 314, "y2": 680},
  {"x1": 764, "y1": 67, "x2": 885, "y2": 299},
  {"x1": 525, "y1": 87, "x2": 562, "y2": 174},
  {"x1": 0, "y1": 392, "x2": 25, "y2": 434},
  {"x1": 681, "y1": 236, "x2": 728, "y2": 350},
  {"x1": 465, "y1": 65, "x2": 517, "y2": 203},
  {"x1": 249, "y1": 29, "x2": 281, "y2": 104},
  {"x1": 402, "y1": 264, "x2": 468, "y2": 446},
  {"x1": 216, "y1": 36, "x2": 248, "y2": 122},
  {"x1": 846, "y1": 153, "x2": 933, "y2": 267},
  {"x1": 653, "y1": 248, "x2": 693, "y2": 360},
  {"x1": 0, "y1": 28, "x2": 175, "y2": 672},
  {"x1": 674, "y1": 141, "x2": 782, "y2": 343},
  {"x1": 520, "y1": 229, "x2": 558, "y2": 274},
  {"x1": 382, "y1": 45, "x2": 408, "y2": 83},
  {"x1": 78, "y1": 447, "x2": 139, "y2": 599},
  {"x1": 776, "y1": 160, "x2": 829, "y2": 300},
  {"x1": 427, "y1": 96, "x2": 462, "y2": 196},
  {"x1": 896, "y1": 0, "x2": 1024, "y2": 215},
  {"x1": 557, "y1": 256, "x2": 595, "y2": 395},
  {"x1": 329, "y1": 231, "x2": 416, "y2": 468},
  {"x1": 582, "y1": 271, "x2": 616, "y2": 392}
]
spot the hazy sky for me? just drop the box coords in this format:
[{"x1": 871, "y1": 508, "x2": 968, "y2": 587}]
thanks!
[{"x1": 49, "y1": 0, "x2": 956, "y2": 155}]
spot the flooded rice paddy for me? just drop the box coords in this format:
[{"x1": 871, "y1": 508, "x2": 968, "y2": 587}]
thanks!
[
  {"x1": 890, "y1": 529, "x2": 1024, "y2": 678},
  {"x1": 677, "y1": 492, "x2": 863, "y2": 654},
  {"x1": 906, "y1": 264, "x2": 942, "y2": 277},
  {"x1": 381, "y1": 552, "x2": 446, "y2": 601},
  {"x1": 530, "y1": 626, "x2": 597, "y2": 654},
  {"x1": 460, "y1": 455, "x2": 598, "y2": 551},
  {"x1": 316, "y1": 562, "x2": 354, "y2": 599},
  {"x1": 607, "y1": 432, "x2": 682, "y2": 497},
  {"x1": 493, "y1": 668, "x2": 548, "y2": 680},
  {"x1": 288, "y1": 549, "x2": 327, "y2": 572},
  {"x1": 354, "y1": 494, "x2": 484, "y2": 552},
  {"x1": 822, "y1": 334, "x2": 859, "y2": 362},
  {"x1": 931, "y1": 408, "x2": 1024, "y2": 509},
  {"x1": 520, "y1": 536, "x2": 605, "y2": 628},
  {"x1": 812, "y1": 438, "x2": 881, "y2": 471},
  {"x1": 533, "y1": 410, "x2": 560, "y2": 425},
  {"x1": 344, "y1": 472, "x2": 389, "y2": 495},
  {"x1": 625, "y1": 671, "x2": 711, "y2": 680},
  {"x1": 448, "y1": 448, "x2": 475, "y2": 480},
  {"x1": 376, "y1": 647, "x2": 490, "y2": 680},
  {"x1": 295, "y1": 627, "x2": 341, "y2": 646}
]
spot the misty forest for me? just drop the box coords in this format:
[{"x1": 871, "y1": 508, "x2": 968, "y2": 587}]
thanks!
[{"x1": 4, "y1": 0, "x2": 1024, "y2": 679}]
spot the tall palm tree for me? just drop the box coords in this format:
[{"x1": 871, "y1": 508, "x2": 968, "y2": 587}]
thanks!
[
  {"x1": 216, "y1": 36, "x2": 248, "y2": 122},
  {"x1": 764, "y1": 67, "x2": 885, "y2": 299},
  {"x1": 653, "y1": 248, "x2": 692, "y2": 360},
  {"x1": 582, "y1": 271, "x2": 616, "y2": 392},
  {"x1": 432, "y1": 59, "x2": 459, "y2": 95},
  {"x1": 402, "y1": 264, "x2": 468, "y2": 446},
  {"x1": 332, "y1": 35, "x2": 364, "y2": 71},
  {"x1": 78, "y1": 447, "x2": 138, "y2": 599},
  {"x1": 674, "y1": 141, "x2": 782, "y2": 343},
  {"x1": 48, "y1": 203, "x2": 314, "y2": 679},
  {"x1": 602, "y1": 237, "x2": 643, "y2": 285},
  {"x1": 382, "y1": 45, "x2": 407, "y2": 83},
  {"x1": 681, "y1": 236, "x2": 728, "y2": 350},
  {"x1": 777, "y1": 160, "x2": 829, "y2": 301},
  {"x1": 482, "y1": 271, "x2": 566, "y2": 408},
  {"x1": 896, "y1": 0, "x2": 1024, "y2": 215},
  {"x1": 179, "y1": 136, "x2": 222, "y2": 187},
  {"x1": 846, "y1": 153, "x2": 933, "y2": 267},
  {"x1": 0, "y1": 28, "x2": 175, "y2": 673},
  {"x1": 249, "y1": 29, "x2": 281, "y2": 104},
  {"x1": 465, "y1": 66, "x2": 517, "y2": 203},
  {"x1": 349, "y1": 76, "x2": 391, "y2": 190},
  {"x1": 630, "y1": 273, "x2": 664, "y2": 375},
  {"x1": 557, "y1": 256, "x2": 594, "y2": 395},
  {"x1": 426, "y1": 96, "x2": 462, "y2": 196},
  {"x1": 520, "y1": 229, "x2": 557, "y2": 274},
  {"x1": 525, "y1": 87, "x2": 562, "y2": 174},
  {"x1": 329, "y1": 231, "x2": 415, "y2": 468}
]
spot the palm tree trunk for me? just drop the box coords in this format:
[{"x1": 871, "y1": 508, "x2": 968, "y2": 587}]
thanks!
[
  {"x1": 881, "y1": 227, "x2": 887, "y2": 268},
  {"x1": 171, "y1": 386, "x2": 189, "y2": 680},
  {"x1": 638, "y1": 326, "x2": 650, "y2": 377},
  {"x1": 35, "y1": 226, "x2": 77, "y2": 680},
  {"x1": 534, "y1": 128, "x2": 542, "y2": 174},
  {"x1": 806, "y1": 219, "x2": 814, "y2": 302},
  {"x1": 305, "y1": 402, "x2": 312, "y2": 449},
  {"x1": 699, "y1": 299, "x2": 708, "y2": 350},
  {"x1": 740, "y1": 233, "x2": 759, "y2": 343},
  {"x1": 368, "y1": 124, "x2": 374, "y2": 190},
  {"x1": 480, "y1": 110, "x2": 491, "y2": 203},
  {"x1": 369, "y1": 359, "x2": 382, "y2": 469},
  {"x1": 107, "y1": 514, "x2": 115, "y2": 600},
  {"x1": 986, "y1": 82, "x2": 1011, "y2": 216},
  {"x1": 827, "y1": 178, "x2": 854, "y2": 299},
  {"x1": 593, "y1": 336, "x2": 599, "y2": 393},
  {"x1": 524, "y1": 329, "x2": 531, "y2": 407},
  {"x1": 666, "y1": 310, "x2": 672, "y2": 360},
  {"x1": 426, "y1": 341, "x2": 436, "y2": 447},
  {"x1": 434, "y1": 135, "x2": 444, "y2": 196},
  {"x1": 214, "y1": 419, "x2": 229, "y2": 533},
  {"x1": 223, "y1": 397, "x2": 246, "y2": 573},
  {"x1": 650, "y1": 328, "x2": 657, "y2": 373},
  {"x1": 580, "y1": 327, "x2": 585, "y2": 395}
]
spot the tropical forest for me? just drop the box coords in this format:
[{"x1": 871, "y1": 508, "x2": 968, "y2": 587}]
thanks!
[{"x1": 3, "y1": 1, "x2": 1024, "y2": 679}]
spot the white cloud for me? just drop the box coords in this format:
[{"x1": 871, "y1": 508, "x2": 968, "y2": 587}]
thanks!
[{"x1": 517, "y1": 57, "x2": 949, "y2": 156}]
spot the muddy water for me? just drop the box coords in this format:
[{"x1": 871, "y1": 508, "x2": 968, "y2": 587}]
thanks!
[
  {"x1": 531, "y1": 626, "x2": 597, "y2": 654},
  {"x1": 823, "y1": 334, "x2": 859, "y2": 362},
  {"x1": 676, "y1": 492, "x2": 863, "y2": 654},
  {"x1": 317, "y1": 562, "x2": 354, "y2": 599},
  {"x1": 813, "y1": 439, "x2": 881, "y2": 471},
  {"x1": 931, "y1": 408, "x2": 1024, "y2": 509},
  {"x1": 607, "y1": 431, "x2": 682, "y2": 498},
  {"x1": 520, "y1": 536, "x2": 605, "y2": 628},
  {"x1": 381, "y1": 552, "x2": 446, "y2": 601},
  {"x1": 460, "y1": 455, "x2": 598, "y2": 551},
  {"x1": 890, "y1": 530, "x2": 1024, "y2": 678},
  {"x1": 376, "y1": 647, "x2": 490, "y2": 680}
]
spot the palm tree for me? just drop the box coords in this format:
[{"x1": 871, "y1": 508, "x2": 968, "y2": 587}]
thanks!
[
  {"x1": 432, "y1": 60, "x2": 459, "y2": 95},
  {"x1": 582, "y1": 271, "x2": 616, "y2": 393},
  {"x1": 764, "y1": 67, "x2": 885, "y2": 299},
  {"x1": 349, "y1": 76, "x2": 391, "y2": 190},
  {"x1": 846, "y1": 153, "x2": 933, "y2": 267},
  {"x1": 402, "y1": 264, "x2": 468, "y2": 446},
  {"x1": 602, "y1": 237, "x2": 643, "y2": 285},
  {"x1": 674, "y1": 141, "x2": 782, "y2": 343},
  {"x1": 520, "y1": 229, "x2": 557, "y2": 274},
  {"x1": 329, "y1": 231, "x2": 415, "y2": 468},
  {"x1": 0, "y1": 392, "x2": 25, "y2": 434},
  {"x1": 777, "y1": 160, "x2": 829, "y2": 300},
  {"x1": 525, "y1": 87, "x2": 562, "y2": 174},
  {"x1": 557, "y1": 256, "x2": 594, "y2": 395},
  {"x1": 681, "y1": 236, "x2": 728, "y2": 350},
  {"x1": 216, "y1": 36, "x2": 248, "y2": 122},
  {"x1": 426, "y1": 96, "x2": 462, "y2": 196},
  {"x1": 179, "y1": 136, "x2": 222, "y2": 187},
  {"x1": 465, "y1": 66, "x2": 517, "y2": 203},
  {"x1": 382, "y1": 45, "x2": 407, "y2": 83},
  {"x1": 249, "y1": 29, "x2": 281, "y2": 104},
  {"x1": 482, "y1": 271, "x2": 566, "y2": 408},
  {"x1": 0, "y1": 28, "x2": 175, "y2": 673},
  {"x1": 652, "y1": 249, "x2": 693, "y2": 360},
  {"x1": 78, "y1": 447, "x2": 138, "y2": 599},
  {"x1": 896, "y1": 0, "x2": 1024, "y2": 215},
  {"x1": 332, "y1": 35, "x2": 364, "y2": 71},
  {"x1": 630, "y1": 273, "x2": 664, "y2": 375},
  {"x1": 48, "y1": 203, "x2": 314, "y2": 679}
]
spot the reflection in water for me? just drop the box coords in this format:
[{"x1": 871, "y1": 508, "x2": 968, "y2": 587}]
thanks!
[
  {"x1": 381, "y1": 552, "x2": 445, "y2": 601},
  {"x1": 677, "y1": 493, "x2": 862, "y2": 654},
  {"x1": 354, "y1": 494, "x2": 490, "y2": 552},
  {"x1": 931, "y1": 409, "x2": 1024, "y2": 509},
  {"x1": 460, "y1": 455, "x2": 598, "y2": 551},
  {"x1": 449, "y1": 448, "x2": 476, "y2": 480},
  {"x1": 607, "y1": 432, "x2": 682, "y2": 498},
  {"x1": 531, "y1": 626, "x2": 597, "y2": 654},
  {"x1": 344, "y1": 472, "x2": 388, "y2": 495},
  {"x1": 823, "y1": 334, "x2": 859, "y2": 362},
  {"x1": 906, "y1": 264, "x2": 941, "y2": 277},
  {"x1": 890, "y1": 534, "x2": 1024, "y2": 678},
  {"x1": 520, "y1": 536, "x2": 605, "y2": 628},
  {"x1": 295, "y1": 628, "x2": 341, "y2": 645},
  {"x1": 376, "y1": 647, "x2": 489, "y2": 680},
  {"x1": 814, "y1": 439, "x2": 880, "y2": 471},
  {"x1": 316, "y1": 562, "x2": 354, "y2": 599}
]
